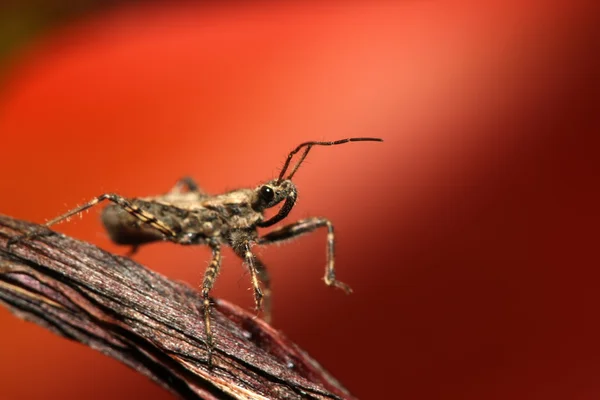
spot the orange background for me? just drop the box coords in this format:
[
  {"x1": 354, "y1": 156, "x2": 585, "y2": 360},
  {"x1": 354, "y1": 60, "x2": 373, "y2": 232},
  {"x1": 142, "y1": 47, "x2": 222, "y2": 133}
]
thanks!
[{"x1": 0, "y1": 2, "x2": 599, "y2": 399}]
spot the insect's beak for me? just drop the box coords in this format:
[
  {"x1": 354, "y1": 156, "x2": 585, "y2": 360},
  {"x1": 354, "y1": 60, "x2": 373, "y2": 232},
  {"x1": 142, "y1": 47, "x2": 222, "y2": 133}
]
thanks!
[{"x1": 257, "y1": 191, "x2": 296, "y2": 227}]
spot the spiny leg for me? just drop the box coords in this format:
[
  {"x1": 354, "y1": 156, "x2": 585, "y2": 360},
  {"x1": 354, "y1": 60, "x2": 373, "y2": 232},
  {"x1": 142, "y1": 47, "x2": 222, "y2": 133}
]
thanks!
[
  {"x1": 233, "y1": 250, "x2": 272, "y2": 323},
  {"x1": 257, "y1": 217, "x2": 352, "y2": 293},
  {"x1": 233, "y1": 241, "x2": 264, "y2": 313},
  {"x1": 8, "y1": 193, "x2": 177, "y2": 247},
  {"x1": 202, "y1": 242, "x2": 222, "y2": 366},
  {"x1": 168, "y1": 176, "x2": 202, "y2": 194},
  {"x1": 254, "y1": 259, "x2": 272, "y2": 323}
]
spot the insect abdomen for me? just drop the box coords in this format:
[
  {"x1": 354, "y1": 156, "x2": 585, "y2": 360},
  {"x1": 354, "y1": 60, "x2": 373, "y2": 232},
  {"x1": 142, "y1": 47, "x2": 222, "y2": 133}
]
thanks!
[{"x1": 101, "y1": 200, "x2": 183, "y2": 245}]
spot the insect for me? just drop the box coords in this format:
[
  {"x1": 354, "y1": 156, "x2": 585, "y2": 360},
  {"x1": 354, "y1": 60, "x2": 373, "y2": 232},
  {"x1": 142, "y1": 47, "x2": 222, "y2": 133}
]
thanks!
[{"x1": 9, "y1": 137, "x2": 382, "y2": 364}]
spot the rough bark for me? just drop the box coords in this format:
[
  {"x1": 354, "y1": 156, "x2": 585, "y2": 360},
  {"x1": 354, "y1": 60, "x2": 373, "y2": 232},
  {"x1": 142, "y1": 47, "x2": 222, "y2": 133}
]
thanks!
[{"x1": 0, "y1": 214, "x2": 354, "y2": 400}]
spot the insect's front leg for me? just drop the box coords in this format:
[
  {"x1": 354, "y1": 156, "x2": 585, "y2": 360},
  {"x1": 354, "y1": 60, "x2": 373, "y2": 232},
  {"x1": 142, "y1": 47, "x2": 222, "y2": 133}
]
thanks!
[
  {"x1": 232, "y1": 248, "x2": 272, "y2": 323},
  {"x1": 257, "y1": 217, "x2": 352, "y2": 294},
  {"x1": 232, "y1": 238, "x2": 265, "y2": 314},
  {"x1": 201, "y1": 241, "x2": 222, "y2": 366},
  {"x1": 254, "y1": 259, "x2": 272, "y2": 323}
]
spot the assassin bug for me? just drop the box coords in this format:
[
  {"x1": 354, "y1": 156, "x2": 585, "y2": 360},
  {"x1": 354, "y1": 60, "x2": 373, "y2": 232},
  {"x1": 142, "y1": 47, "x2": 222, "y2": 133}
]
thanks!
[{"x1": 9, "y1": 137, "x2": 382, "y2": 364}]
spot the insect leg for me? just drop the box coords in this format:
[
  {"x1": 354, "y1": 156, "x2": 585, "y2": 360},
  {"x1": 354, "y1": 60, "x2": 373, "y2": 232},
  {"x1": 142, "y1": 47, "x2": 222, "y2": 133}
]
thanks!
[
  {"x1": 168, "y1": 176, "x2": 202, "y2": 194},
  {"x1": 233, "y1": 241, "x2": 264, "y2": 313},
  {"x1": 254, "y1": 259, "x2": 272, "y2": 323},
  {"x1": 232, "y1": 250, "x2": 272, "y2": 323},
  {"x1": 57, "y1": 194, "x2": 177, "y2": 236},
  {"x1": 257, "y1": 217, "x2": 352, "y2": 294},
  {"x1": 201, "y1": 242, "x2": 221, "y2": 366},
  {"x1": 125, "y1": 245, "x2": 140, "y2": 257},
  {"x1": 8, "y1": 194, "x2": 176, "y2": 247}
]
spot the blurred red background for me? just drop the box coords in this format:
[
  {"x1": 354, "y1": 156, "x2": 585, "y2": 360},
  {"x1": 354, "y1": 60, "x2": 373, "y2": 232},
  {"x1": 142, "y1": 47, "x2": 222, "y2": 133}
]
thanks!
[{"x1": 0, "y1": 1, "x2": 599, "y2": 399}]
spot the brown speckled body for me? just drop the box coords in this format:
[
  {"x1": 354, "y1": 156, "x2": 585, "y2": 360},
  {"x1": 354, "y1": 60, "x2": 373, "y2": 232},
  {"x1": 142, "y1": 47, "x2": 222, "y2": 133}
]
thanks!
[
  {"x1": 14, "y1": 137, "x2": 382, "y2": 366},
  {"x1": 102, "y1": 196, "x2": 227, "y2": 247},
  {"x1": 100, "y1": 185, "x2": 271, "y2": 248}
]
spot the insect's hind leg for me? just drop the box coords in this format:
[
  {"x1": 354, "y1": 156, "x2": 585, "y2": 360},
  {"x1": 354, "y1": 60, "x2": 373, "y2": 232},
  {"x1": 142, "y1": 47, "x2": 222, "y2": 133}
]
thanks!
[
  {"x1": 8, "y1": 193, "x2": 176, "y2": 247},
  {"x1": 257, "y1": 217, "x2": 352, "y2": 294},
  {"x1": 201, "y1": 242, "x2": 222, "y2": 366},
  {"x1": 8, "y1": 193, "x2": 122, "y2": 246}
]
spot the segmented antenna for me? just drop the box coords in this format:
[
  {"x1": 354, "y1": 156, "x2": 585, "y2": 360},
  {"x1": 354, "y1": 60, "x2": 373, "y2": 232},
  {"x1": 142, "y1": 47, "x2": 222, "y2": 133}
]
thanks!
[{"x1": 276, "y1": 137, "x2": 383, "y2": 184}]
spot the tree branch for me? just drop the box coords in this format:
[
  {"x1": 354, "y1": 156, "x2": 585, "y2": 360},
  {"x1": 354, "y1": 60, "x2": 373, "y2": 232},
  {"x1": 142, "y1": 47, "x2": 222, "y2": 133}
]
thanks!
[{"x1": 0, "y1": 215, "x2": 354, "y2": 400}]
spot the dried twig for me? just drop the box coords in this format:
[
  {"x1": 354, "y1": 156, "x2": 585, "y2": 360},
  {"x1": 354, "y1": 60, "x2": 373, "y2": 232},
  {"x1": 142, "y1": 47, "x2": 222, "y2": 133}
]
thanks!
[{"x1": 0, "y1": 215, "x2": 354, "y2": 400}]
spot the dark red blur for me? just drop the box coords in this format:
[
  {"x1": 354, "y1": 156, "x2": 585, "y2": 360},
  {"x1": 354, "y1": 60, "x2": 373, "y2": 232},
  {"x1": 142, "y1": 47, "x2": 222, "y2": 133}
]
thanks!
[{"x1": 0, "y1": 2, "x2": 598, "y2": 399}]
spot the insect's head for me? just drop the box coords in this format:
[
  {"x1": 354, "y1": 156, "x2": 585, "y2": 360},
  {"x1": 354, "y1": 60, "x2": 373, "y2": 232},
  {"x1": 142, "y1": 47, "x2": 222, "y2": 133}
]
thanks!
[{"x1": 254, "y1": 137, "x2": 383, "y2": 227}]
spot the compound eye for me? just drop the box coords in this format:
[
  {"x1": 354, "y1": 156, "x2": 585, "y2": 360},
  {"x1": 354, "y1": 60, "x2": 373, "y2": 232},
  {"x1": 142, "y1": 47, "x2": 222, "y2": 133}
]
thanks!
[{"x1": 260, "y1": 185, "x2": 275, "y2": 202}]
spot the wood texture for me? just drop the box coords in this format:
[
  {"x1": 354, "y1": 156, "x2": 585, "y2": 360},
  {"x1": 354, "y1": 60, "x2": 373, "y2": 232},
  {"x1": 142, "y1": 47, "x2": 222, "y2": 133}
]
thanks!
[{"x1": 0, "y1": 215, "x2": 354, "y2": 400}]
